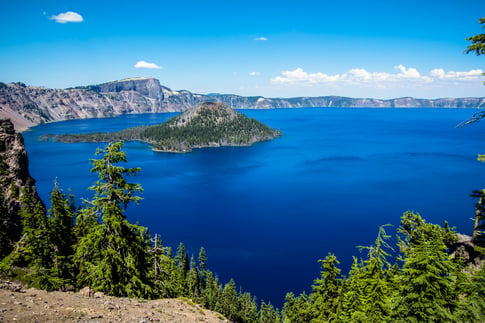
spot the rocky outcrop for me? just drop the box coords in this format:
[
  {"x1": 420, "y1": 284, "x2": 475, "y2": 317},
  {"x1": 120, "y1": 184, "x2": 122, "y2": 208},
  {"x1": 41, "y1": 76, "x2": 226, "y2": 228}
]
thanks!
[
  {"x1": 0, "y1": 119, "x2": 43, "y2": 256},
  {"x1": 1, "y1": 78, "x2": 485, "y2": 131},
  {"x1": 449, "y1": 233, "x2": 485, "y2": 271}
]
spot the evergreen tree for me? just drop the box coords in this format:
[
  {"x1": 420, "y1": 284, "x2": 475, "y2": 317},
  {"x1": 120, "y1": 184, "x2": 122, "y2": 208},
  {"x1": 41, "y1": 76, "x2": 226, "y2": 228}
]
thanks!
[
  {"x1": 174, "y1": 242, "x2": 189, "y2": 296},
  {"x1": 202, "y1": 271, "x2": 222, "y2": 310},
  {"x1": 73, "y1": 141, "x2": 152, "y2": 298},
  {"x1": 47, "y1": 179, "x2": 76, "y2": 289},
  {"x1": 198, "y1": 247, "x2": 207, "y2": 272},
  {"x1": 17, "y1": 188, "x2": 48, "y2": 266},
  {"x1": 282, "y1": 291, "x2": 312, "y2": 323},
  {"x1": 357, "y1": 225, "x2": 393, "y2": 322},
  {"x1": 0, "y1": 188, "x2": 54, "y2": 288},
  {"x1": 391, "y1": 212, "x2": 457, "y2": 322},
  {"x1": 187, "y1": 255, "x2": 201, "y2": 299},
  {"x1": 338, "y1": 257, "x2": 366, "y2": 321},
  {"x1": 0, "y1": 191, "x2": 9, "y2": 258},
  {"x1": 238, "y1": 291, "x2": 259, "y2": 323},
  {"x1": 198, "y1": 246, "x2": 207, "y2": 289},
  {"x1": 149, "y1": 234, "x2": 176, "y2": 297},
  {"x1": 465, "y1": 16, "x2": 485, "y2": 56},
  {"x1": 455, "y1": 266, "x2": 485, "y2": 322},
  {"x1": 309, "y1": 252, "x2": 342, "y2": 322},
  {"x1": 220, "y1": 279, "x2": 240, "y2": 321},
  {"x1": 259, "y1": 301, "x2": 281, "y2": 323}
]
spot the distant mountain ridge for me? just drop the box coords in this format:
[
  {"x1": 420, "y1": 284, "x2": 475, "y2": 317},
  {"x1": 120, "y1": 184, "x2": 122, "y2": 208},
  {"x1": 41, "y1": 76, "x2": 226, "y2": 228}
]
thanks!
[{"x1": 1, "y1": 77, "x2": 484, "y2": 131}]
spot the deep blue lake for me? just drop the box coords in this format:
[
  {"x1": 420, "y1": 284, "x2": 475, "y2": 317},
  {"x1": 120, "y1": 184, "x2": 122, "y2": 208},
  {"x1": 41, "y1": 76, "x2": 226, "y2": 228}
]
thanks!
[{"x1": 22, "y1": 108, "x2": 485, "y2": 307}]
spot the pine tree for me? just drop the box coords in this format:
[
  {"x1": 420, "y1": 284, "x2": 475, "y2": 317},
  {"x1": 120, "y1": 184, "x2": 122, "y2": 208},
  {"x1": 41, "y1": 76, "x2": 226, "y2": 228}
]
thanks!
[
  {"x1": 338, "y1": 257, "x2": 366, "y2": 321},
  {"x1": 174, "y1": 242, "x2": 189, "y2": 296},
  {"x1": 259, "y1": 301, "x2": 281, "y2": 323},
  {"x1": 282, "y1": 292, "x2": 312, "y2": 323},
  {"x1": 198, "y1": 247, "x2": 207, "y2": 289},
  {"x1": 47, "y1": 179, "x2": 76, "y2": 289},
  {"x1": 391, "y1": 212, "x2": 457, "y2": 322},
  {"x1": 187, "y1": 255, "x2": 201, "y2": 299},
  {"x1": 357, "y1": 225, "x2": 393, "y2": 322},
  {"x1": 202, "y1": 271, "x2": 222, "y2": 310},
  {"x1": 455, "y1": 266, "x2": 485, "y2": 322},
  {"x1": 220, "y1": 279, "x2": 240, "y2": 321},
  {"x1": 73, "y1": 141, "x2": 152, "y2": 298},
  {"x1": 0, "y1": 188, "x2": 54, "y2": 288},
  {"x1": 17, "y1": 188, "x2": 48, "y2": 266},
  {"x1": 238, "y1": 291, "x2": 259, "y2": 323},
  {"x1": 0, "y1": 190, "x2": 9, "y2": 258},
  {"x1": 149, "y1": 234, "x2": 176, "y2": 297},
  {"x1": 309, "y1": 252, "x2": 342, "y2": 322}
]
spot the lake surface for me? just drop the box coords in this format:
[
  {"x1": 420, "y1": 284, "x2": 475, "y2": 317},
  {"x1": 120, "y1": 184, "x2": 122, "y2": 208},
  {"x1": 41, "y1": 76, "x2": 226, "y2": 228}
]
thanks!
[{"x1": 22, "y1": 108, "x2": 485, "y2": 307}]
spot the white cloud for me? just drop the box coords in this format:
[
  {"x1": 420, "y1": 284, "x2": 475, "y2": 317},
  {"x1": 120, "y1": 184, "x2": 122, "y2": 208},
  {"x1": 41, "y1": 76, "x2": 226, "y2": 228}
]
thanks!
[
  {"x1": 395, "y1": 64, "x2": 421, "y2": 79},
  {"x1": 254, "y1": 37, "x2": 268, "y2": 41},
  {"x1": 249, "y1": 71, "x2": 261, "y2": 76},
  {"x1": 272, "y1": 68, "x2": 342, "y2": 84},
  {"x1": 50, "y1": 11, "x2": 84, "y2": 24},
  {"x1": 271, "y1": 66, "x2": 484, "y2": 88},
  {"x1": 430, "y1": 68, "x2": 484, "y2": 81},
  {"x1": 134, "y1": 61, "x2": 162, "y2": 69}
]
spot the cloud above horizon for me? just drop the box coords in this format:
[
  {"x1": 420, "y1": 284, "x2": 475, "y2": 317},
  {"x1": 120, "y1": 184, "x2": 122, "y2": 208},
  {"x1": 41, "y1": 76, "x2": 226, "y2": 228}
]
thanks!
[
  {"x1": 249, "y1": 71, "x2": 261, "y2": 76},
  {"x1": 254, "y1": 37, "x2": 268, "y2": 41},
  {"x1": 134, "y1": 61, "x2": 162, "y2": 69},
  {"x1": 49, "y1": 11, "x2": 84, "y2": 24},
  {"x1": 271, "y1": 65, "x2": 484, "y2": 88}
]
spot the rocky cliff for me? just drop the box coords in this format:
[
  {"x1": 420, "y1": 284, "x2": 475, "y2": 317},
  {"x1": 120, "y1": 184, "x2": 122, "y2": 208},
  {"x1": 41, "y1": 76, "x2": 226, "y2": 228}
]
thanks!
[
  {"x1": 0, "y1": 119, "x2": 43, "y2": 257},
  {"x1": 1, "y1": 78, "x2": 484, "y2": 131}
]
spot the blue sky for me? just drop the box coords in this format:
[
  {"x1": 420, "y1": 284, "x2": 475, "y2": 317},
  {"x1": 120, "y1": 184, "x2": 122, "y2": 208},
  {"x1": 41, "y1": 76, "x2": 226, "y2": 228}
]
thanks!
[{"x1": 1, "y1": 0, "x2": 485, "y2": 99}]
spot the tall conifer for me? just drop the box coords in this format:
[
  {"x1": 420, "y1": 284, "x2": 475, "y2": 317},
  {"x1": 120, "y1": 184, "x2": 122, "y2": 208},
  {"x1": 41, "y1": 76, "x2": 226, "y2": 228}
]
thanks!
[
  {"x1": 392, "y1": 211, "x2": 457, "y2": 322},
  {"x1": 74, "y1": 141, "x2": 152, "y2": 298},
  {"x1": 47, "y1": 179, "x2": 76, "y2": 288},
  {"x1": 358, "y1": 225, "x2": 393, "y2": 321},
  {"x1": 309, "y1": 252, "x2": 342, "y2": 321}
]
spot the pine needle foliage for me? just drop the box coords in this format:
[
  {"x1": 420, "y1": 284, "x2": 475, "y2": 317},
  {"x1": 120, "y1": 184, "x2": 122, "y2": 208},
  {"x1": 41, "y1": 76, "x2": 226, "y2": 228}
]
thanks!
[{"x1": 74, "y1": 141, "x2": 153, "y2": 298}]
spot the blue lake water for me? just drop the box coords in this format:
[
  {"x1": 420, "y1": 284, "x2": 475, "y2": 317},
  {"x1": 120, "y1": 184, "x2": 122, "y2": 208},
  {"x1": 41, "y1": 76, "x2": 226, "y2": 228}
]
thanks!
[{"x1": 22, "y1": 108, "x2": 485, "y2": 307}]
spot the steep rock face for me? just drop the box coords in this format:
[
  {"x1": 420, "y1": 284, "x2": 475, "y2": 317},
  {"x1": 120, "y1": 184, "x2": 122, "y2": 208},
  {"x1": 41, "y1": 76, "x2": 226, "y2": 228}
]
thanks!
[
  {"x1": 96, "y1": 77, "x2": 163, "y2": 100},
  {"x1": 1, "y1": 78, "x2": 485, "y2": 131},
  {"x1": 0, "y1": 119, "x2": 43, "y2": 255}
]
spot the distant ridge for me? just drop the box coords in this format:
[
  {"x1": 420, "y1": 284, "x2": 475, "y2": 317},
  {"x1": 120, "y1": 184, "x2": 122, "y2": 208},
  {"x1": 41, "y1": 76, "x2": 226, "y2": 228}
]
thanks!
[{"x1": 1, "y1": 78, "x2": 484, "y2": 131}]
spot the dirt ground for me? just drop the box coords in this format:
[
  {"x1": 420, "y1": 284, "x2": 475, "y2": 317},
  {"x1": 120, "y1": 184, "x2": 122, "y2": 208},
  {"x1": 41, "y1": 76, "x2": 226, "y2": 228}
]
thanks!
[{"x1": 0, "y1": 281, "x2": 228, "y2": 322}]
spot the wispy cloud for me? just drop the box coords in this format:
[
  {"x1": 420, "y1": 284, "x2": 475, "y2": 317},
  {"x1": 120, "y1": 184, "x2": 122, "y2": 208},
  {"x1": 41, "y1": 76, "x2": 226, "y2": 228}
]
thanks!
[
  {"x1": 254, "y1": 37, "x2": 268, "y2": 41},
  {"x1": 49, "y1": 11, "x2": 84, "y2": 24},
  {"x1": 249, "y1": 71, "x2": 261, "y2": 76},
  {"x1": 271, "y1": 65, "x2": 484, "y2": 87},
  {"x1": 134, "y1": 61, "x2": 162, "y2": 69}
]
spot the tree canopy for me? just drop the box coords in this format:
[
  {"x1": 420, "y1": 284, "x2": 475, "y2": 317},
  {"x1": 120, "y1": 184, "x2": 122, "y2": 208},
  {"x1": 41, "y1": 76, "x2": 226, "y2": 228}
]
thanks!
[{"x1": 465, "y1": 16, "x2": 485, "y2": 56}]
